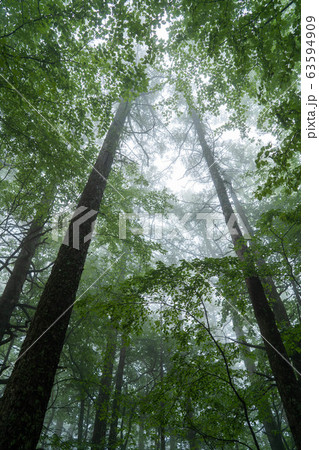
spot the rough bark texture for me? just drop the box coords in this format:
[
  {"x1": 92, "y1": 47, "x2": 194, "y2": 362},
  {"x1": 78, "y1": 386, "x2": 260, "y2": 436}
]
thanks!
[
  {"x1": 108, "y1": 339, "x2": 127, "y2": 450},
  {"x1": 0, "y1": 219, "x2": 45, "y2": 344},
  {"x1": 0, "y1": 101, "x2": 130, "y2": 450},
  {"x1": 191, "y1": 111, "x2": 301, "y2": 449},
  {"x1": 233, "y1": 316, "x2": 285, "y2": 450},
  {"x1": 91, "y1": 325, "x2": 118, "y2": 448}
]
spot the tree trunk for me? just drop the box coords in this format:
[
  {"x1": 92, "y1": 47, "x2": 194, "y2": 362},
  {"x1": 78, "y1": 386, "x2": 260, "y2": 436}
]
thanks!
[
  {"x1": 84, "y1": 398, "x2": 91, "y2": 442},
  {"x1": 54, "y1": 417, "x2": 64, "y2": 438},
  {"x1": 138, "y1": 420, "x2": 145, "y2": 450},
  {"x1": 68, "y1": 423, "x2": 76, "y2": 439},
  {"x1": 0, "y1": 219, "x2": 45, "y2": 344},
  {"x1": 233, "y1": 315, "x2": 285, "y2": 450},
  {"x1": 0, "y1": 100, "x2": 130, "y2": 450},
  {"x1": 159, "y1": 337, "x2": 165, "y2": 450},
  {"x1": 191, "y1": 110, "x2": 301, "y2": 449},
  {"x1": 186, "y1": 401, "x2": 199, "y2": 450},
  {"x1": 202, "y1": 221, "x2": 286, "y2": 450},
  {"x1": 228, "y1": 185, "x2": 291, "y2": 327},
  {"x1": 0, "y1": 337, "x2": 15, "y2": 375},
  {"x1": 78, "y1": 397, "x2": 85, "y2": 445},
  {"x1": 41, "y1": 407, "x2": 55, "y2": 442},
  {"x1": 108, "y1": 338, "x2": 127, "y2": 450},
  {"x1": 91, "y1": 325, "x2": 118, "y2": 448},
  {"x1": 187, "y1": 430, "x2": 199, "y2": 450},
  {"x1": 229, "y1": 185, "x2": 301, "y2": 374},
  {"x1": 160, "y1": 428, "x2": 165, "y2": 450},
  {"x1": 120, "y1": 401, "x2": 136, "y2": 450},
  {"x1": 169, "y1": 431, "x2": 176, "y2": 450},
  {"x1": 291, "y1": 280, "x2": 301, "y2": 305}
]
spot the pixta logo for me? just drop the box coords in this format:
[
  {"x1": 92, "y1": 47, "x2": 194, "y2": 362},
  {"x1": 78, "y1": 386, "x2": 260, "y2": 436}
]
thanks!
[
  {"x1": 52, "y1": 206, "x2": 97, "y2": 249},
  {"x1": 118, "y1": 212, "x2": 251, "y2": 240}
]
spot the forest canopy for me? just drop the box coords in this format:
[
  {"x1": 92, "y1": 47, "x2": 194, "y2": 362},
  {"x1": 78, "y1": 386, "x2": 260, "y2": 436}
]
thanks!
[{"x1": 0, "y1": 1, "x2": 301, "y2": 449}]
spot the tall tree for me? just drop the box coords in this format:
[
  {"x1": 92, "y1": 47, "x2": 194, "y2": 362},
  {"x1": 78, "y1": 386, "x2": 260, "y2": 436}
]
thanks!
[
  {"x1": 0, "y1": 199, "x2": 52, "y2": 345},
  {"x1": 232, "y1": 314, "x2": 285, "y2": 450},
  {"x1": 227, "y1": 183, "x2": 291, "y2": 328},
  {"x1": 0, "y1": 100, "x2": 130, "y2": 449},
  {"x1": 191, "y1": 109, "x2": 300, "y2": 449},
  {"x1": 227, "y1": 184, "x2": 301, "y2": 375},
  {"x1": 108, "y1": 336, "x2": 127, "y2": 450},
  {"x1": 91, "y1": 324, "x2": 118, "y2": 449}
]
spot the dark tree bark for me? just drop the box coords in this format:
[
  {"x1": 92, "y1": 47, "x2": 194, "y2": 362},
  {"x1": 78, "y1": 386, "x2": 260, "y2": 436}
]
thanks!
[
  {"x1": 0, "y1": 219, "x2": 45, "y2": 344},
  {"x1": 120, "y1": 401, "x2": 136, "y2": 450},
  {"x1": 91, "y1": 325, "x2": 118, "y2": 448},
  {"x1": 108, "y1": 338, "x2": 127, "y2": 450},
  {"x1": 228, "y1": 184, "x2": 291, "y2": 327},
  {"x1": 191, "y1": 110, "x2": 301, "y2": 449},
  {"x1": 0, "y1": 101, "x2": 130, "y2": 450},
  {"x1": 0, "y1": 337, "x2": 15, "y2": 375},
  {"x1": 232, "y1": 315, "x2": 285, "y2": 450},
  {"x1": 159, "y1": 427, "x2": 166, "y2": 450},
  {"x1": 228, "y1": 185, "x2": 301, "y2": 374}
]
